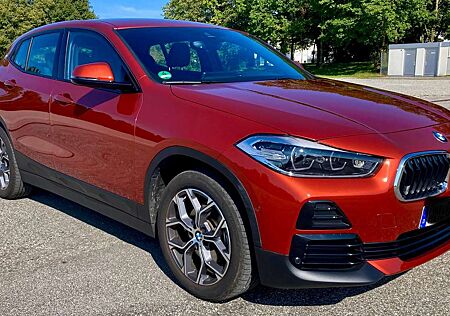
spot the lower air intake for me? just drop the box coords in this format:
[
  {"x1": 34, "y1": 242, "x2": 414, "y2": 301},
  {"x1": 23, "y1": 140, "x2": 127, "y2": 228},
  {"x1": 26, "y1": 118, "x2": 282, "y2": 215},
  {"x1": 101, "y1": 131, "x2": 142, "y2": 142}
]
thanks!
[
  {"x1": 296, "y1": 201, "x2": 351, "y2": 230},
  {"x1": 290, "y1": 218, "x2": 450, "y2": 271}
]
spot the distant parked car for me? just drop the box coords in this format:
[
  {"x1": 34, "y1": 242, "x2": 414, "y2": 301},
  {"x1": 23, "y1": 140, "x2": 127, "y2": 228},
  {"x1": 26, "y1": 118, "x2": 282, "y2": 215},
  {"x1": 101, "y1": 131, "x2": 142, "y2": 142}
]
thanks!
[{"x1": 0, "y1": 19, "x2": 449, "y2": 302}]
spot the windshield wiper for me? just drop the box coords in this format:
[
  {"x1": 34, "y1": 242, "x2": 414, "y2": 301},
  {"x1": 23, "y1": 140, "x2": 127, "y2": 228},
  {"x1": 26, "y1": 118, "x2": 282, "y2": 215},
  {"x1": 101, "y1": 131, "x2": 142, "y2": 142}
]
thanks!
[{"x1": 162, "y1": 81, "x2": 203, "y2": 85}]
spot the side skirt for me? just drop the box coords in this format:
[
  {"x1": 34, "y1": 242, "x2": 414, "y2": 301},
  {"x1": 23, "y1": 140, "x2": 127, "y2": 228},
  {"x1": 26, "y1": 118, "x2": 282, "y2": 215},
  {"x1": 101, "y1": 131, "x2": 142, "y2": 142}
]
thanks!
[{"x1": 16, "y1": 152, "x2": 154, "y2": 237}]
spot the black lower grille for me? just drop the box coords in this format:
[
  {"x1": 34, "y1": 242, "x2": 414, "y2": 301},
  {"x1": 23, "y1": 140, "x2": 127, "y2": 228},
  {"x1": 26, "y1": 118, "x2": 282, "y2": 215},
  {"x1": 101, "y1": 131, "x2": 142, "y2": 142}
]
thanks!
[
  {"x1": 395, "y1": 152, "x2": 449, "y2": 201},
  {"x1": 290, "y1": 219, "x2": 450, "y2": 270},
  {"x1": 427, "y1": 198, "x2": 450, "y2": 224},
  {"x1": 364, "y1": 218, "x2": 450, "y2": 261},
  {"x1": 290, "y1": 234, "x2": 364, "y2": 270}
]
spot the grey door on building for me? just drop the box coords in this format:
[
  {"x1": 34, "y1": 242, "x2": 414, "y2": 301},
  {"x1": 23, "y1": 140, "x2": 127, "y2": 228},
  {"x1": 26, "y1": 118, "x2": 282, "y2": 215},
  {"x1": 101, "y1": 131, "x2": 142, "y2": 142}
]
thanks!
[
  {"x1": 403, "y1": 49, "x2": 416, "y2": 76},
  {"x1": 424, "y1": 48, "x2": 439, "y2": 76}
]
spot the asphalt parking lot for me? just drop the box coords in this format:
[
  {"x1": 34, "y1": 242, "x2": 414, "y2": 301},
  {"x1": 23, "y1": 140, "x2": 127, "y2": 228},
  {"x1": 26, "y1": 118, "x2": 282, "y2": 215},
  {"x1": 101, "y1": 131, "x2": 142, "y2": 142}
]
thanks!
[{"x1": 1, "y1": 78, "x2": 450, "y2": 316}]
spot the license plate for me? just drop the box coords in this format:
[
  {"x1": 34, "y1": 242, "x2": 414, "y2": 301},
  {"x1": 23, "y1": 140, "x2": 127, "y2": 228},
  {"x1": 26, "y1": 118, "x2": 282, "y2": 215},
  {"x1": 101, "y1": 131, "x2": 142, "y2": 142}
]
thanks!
[{"x1": 419, "y1": 206, "x2": 429, "y2": 229}]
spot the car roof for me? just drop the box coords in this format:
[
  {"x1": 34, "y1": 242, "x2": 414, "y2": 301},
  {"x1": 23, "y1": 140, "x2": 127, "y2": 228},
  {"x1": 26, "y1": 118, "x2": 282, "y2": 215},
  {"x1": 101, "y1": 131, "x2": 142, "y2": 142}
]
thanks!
[
  {"x1": 102, "y1": 18, "x2": 224, "y2": 29},
  {"x1": 10, "y1": 18, "x2": 229, "y2": 53},
  {"x1": 27, "y1": 18, "x2": 224, "y2": 34}
]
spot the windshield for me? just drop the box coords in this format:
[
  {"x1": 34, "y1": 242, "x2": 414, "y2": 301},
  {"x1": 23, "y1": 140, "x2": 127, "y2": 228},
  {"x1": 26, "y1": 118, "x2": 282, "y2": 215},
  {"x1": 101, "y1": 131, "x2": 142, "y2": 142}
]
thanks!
[{"x1": 118, "y1": 27, "x2": 308, "y2": 84}]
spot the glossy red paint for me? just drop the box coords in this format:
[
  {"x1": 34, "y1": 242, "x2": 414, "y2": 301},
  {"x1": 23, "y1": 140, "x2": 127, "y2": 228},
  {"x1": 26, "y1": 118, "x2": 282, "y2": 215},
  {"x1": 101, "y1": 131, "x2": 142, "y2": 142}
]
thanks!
[
  {"x1": 49, "y1": 81, "x2": 143, "y2": 203},
  {"x1": 72, "y1": 62, "x2": 115, "y2": 82},
  {"x1": 0, "y1": 57, "x2": 55, "y2": 169},
  {"x1": 0, "y1": 19, "x2": 449, "y2": 283}
]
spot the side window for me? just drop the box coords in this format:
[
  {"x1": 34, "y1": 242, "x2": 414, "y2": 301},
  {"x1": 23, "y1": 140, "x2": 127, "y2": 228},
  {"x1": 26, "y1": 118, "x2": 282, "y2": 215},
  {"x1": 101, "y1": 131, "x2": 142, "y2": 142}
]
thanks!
[
  {"x1": 12, "y1": 39, "x2": 31, "y2": 70},
  {"x1": 66, "y1": 31, "x2": 130, "y2": 83},
  {"x1": 27, "y1": 33, "x2": 60, "y2": 77}
]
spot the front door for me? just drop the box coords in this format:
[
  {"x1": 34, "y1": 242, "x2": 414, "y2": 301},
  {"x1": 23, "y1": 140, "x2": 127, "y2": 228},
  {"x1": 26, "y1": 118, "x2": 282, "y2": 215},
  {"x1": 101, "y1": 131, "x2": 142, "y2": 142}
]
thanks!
[{"x1": 49, "y1": 29, "x2": 142, "y2": 213}]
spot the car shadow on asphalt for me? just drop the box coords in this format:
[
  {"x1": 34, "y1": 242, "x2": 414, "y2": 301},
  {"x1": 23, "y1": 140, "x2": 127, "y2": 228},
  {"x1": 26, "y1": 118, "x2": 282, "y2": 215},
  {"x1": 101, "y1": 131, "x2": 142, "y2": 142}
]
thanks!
[
  {"x1": 241, "y1": 276, "x2": 400, "y2": 306},
  {"x1": 29, "y1": 189, "x2": 177, "y2": 284},
  {"x1": 29, "y1": 189, "x2": 404, "y2": 307}
]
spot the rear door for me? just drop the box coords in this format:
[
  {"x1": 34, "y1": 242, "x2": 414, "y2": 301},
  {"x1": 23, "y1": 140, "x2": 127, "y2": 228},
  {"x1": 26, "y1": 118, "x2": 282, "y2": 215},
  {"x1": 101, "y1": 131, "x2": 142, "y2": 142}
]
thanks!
[
  {"x1": 49, "y1": 29, "x2": 142, "y2": 212},
  {"x1": 0, "y1": 31, "x2": 62, "y2": 168}
]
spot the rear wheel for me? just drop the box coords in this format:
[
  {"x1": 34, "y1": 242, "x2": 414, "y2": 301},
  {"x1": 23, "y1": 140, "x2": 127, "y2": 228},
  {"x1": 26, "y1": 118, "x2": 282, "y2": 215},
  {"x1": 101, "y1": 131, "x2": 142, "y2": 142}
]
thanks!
[
  {"x1": 157, "y1": 170, "x2": 253, "y2": 302},
  {"x1": 0, "y1": 128, "x2": 31, "y2": 199}
]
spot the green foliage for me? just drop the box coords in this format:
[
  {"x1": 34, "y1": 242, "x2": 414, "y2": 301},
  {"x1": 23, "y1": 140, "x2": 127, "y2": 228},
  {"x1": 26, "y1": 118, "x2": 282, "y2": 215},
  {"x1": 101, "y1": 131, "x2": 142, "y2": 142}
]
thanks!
[
  {"x1": 163, "y1": 0, "x2": 250, "y2": 29},
  {"x1": 0, "y1": 0, "x2": 96, "y2": 56},
  {"x1": 318, "y1": 0, "x2": 430, "y2": 60},
  {"x1": 248, "y1": 0, "x2": 316, "y2": 54}
]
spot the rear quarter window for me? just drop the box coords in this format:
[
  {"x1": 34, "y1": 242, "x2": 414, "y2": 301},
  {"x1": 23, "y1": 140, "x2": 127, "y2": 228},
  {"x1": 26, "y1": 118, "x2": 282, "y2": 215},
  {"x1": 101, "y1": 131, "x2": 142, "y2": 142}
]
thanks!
[{"x1": 12, "y1": 39, "x2": 31, "y2": 70}]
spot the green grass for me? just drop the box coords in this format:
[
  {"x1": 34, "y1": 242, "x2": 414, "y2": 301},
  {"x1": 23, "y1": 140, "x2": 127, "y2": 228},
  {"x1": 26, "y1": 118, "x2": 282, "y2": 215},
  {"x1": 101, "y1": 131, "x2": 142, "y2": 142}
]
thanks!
[{"x1": 304, "y1": 62, "x2": 382, "y2": 79}]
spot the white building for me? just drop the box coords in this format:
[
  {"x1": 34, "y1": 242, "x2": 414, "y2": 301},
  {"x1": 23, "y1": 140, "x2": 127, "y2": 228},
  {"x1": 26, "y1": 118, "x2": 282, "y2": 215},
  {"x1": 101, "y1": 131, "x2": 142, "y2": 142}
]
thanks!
[
  {"x1": 388, "y1": 42, "x2": 450, "y2": 76},
  {"x1": 293, "y1": 45, "x2": 316, "y2": 64}
]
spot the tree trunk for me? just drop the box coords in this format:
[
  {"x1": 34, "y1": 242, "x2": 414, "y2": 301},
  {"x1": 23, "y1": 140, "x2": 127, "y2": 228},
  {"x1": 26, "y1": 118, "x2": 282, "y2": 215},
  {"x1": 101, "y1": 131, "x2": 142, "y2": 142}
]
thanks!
[
  {"x1": 430, "y1": 0, "x2": 440, "y2": 42},
  {"x1": 320, "y1": 39, "x2": 324, "y2": 64},
  {"x1": 290, "y1": 38, "x2": 295, "y2": 60},
  {"x1": 311, "y1": 42, "x2": 316, "y2": 64},
  {"x1": 316, "y1": 39, "x2": 322, "y2": 65}
]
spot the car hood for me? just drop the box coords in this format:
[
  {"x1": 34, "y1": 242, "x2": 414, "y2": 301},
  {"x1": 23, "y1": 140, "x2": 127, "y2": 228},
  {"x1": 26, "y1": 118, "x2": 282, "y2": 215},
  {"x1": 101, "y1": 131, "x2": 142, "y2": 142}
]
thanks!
[{"x1": 170, "y1": 79, "x2": 450, "y2": 140}]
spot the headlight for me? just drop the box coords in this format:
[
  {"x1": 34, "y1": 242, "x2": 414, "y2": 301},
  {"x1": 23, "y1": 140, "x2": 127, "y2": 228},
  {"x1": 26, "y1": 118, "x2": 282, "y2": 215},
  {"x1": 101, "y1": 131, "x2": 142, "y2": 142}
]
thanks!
[{"x1": 236, "y1": 135, "x2": 383, "y2": 177}]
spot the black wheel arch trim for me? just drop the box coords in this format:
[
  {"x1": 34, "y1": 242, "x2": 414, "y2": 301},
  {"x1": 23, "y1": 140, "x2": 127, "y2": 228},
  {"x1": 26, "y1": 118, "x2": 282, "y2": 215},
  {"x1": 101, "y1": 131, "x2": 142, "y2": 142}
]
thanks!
[
  {"x1": 143, "y1": 146, "x2": 262, "y2": 248},
  {"x1": 0, "y1": 116, "x2": 10, "y2": 136}
]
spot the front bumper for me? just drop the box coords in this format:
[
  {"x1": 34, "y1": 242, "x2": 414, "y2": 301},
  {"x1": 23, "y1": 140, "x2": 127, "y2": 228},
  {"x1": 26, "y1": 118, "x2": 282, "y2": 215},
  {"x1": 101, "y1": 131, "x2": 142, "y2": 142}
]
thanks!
[
  {"x1": 255, "y1": 248, "x2": 385, "y2": 289},
  {"x1": 256, "y1": 219, "x2": 450, "y2": 289}
]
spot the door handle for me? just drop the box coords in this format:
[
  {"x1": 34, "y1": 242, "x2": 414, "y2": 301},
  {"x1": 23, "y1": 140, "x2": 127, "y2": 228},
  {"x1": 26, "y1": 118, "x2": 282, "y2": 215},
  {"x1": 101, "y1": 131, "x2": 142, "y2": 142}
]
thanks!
[
  {"x1": 3, "y1": 79, "x2": 16, "y2": 89},
  {"x1": 53, "y1": 94, "x2": 74, "y2": 106}
]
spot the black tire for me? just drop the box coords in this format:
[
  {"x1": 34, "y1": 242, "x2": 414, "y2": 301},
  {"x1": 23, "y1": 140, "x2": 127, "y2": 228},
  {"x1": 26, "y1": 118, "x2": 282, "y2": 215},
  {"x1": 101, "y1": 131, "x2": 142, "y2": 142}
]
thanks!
[
  {"x1": 157, "y1": 170, "x2": 253, "y2": 302},
  {"x1": 0, "y1": 128, "x2": 31, "y2": 199}
]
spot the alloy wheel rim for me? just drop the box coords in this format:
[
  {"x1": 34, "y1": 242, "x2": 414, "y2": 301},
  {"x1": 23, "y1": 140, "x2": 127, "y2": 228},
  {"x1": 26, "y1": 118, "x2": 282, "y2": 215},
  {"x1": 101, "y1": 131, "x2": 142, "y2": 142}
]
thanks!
[
  {"x1": 0, "y1": 137, "x2": 10, "y2": 190},
  {"x1": 165, "y1": 188, "x2": 231, "y2": 286}
]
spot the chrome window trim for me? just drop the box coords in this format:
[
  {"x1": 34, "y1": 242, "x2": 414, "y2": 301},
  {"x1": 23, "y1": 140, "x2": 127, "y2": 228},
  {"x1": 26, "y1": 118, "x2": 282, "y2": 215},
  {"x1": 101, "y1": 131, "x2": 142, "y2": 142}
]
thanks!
[{"x1": 394, "y1": 151, "x2": 450, "y2": 202}]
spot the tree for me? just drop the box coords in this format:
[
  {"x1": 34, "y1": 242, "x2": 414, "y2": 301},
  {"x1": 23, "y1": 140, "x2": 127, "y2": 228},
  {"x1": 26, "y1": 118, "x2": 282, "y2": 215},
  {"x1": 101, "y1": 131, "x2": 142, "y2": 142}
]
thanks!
[
  {"x1": 447, "y1": 5, "x2": 450, "y2": 38},
  {"x1": 317, "y1": 0, "x2": 436, "y2": 62},
  {"x1": 163, "y1": 0, "x2": 250, "y2": 30},
  {"x1": 163, "y1": 0, "x2": 213, "y2": 23},
  {"x1": 426, "y1": 0, "x2": 450, "y2": 41},
  {"x1": 248, "y1": 0, "x2": 317, "y2": 57},
  {"x1": 0, "y1": 0, "x2": 96, "y2": 56},
  {"x1": 164, "y1": 0, "x2": 317, "y2": 57}
]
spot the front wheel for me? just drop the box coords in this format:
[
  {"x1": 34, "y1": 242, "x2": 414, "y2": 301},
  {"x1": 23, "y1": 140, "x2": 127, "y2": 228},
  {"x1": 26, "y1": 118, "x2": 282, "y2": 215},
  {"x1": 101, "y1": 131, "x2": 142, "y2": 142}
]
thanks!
[{"x1": 157, "y1": 170, "x2": 253, "y2": 302}]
